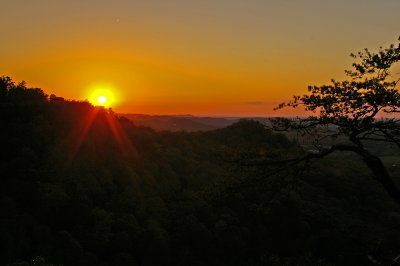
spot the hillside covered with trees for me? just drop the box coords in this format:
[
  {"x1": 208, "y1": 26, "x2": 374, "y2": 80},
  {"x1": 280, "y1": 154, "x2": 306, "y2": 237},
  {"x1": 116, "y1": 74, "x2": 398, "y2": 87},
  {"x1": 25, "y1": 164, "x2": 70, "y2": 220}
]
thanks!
[{"x1": 1, "y1": 76, "x2": 400, "y2": 265}]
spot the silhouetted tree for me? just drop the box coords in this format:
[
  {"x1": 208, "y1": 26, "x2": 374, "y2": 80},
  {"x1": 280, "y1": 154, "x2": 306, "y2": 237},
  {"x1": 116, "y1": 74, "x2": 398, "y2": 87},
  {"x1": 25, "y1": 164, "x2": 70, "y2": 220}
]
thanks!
[
  {"x1": 273, "y1": 37, "x2": 400, "y2": 204},
  {"x1": 0, "y1": 76, "x2": 13, "y2": 98}
]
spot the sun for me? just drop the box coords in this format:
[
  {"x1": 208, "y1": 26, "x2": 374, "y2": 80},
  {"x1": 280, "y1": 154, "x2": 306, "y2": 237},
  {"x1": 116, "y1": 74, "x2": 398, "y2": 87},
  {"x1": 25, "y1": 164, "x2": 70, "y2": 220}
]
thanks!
[
  {"x1": 88, "y1": 85, "x2": 116, "y2": 108},
  {"x1": 97, "y1": 95, "x2": 107, "y2": 105}
]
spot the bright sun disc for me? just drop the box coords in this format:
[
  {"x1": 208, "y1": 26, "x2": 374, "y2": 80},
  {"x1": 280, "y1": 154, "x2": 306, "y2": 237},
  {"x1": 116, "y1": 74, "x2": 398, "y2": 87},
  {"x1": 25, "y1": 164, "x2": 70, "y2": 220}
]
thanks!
[
  {"x1": 97, "y1": 96, "x2": 107, "y2": 105},
  {"x1": 88, "y1": 85, "x2": 116, "y2": 108}
]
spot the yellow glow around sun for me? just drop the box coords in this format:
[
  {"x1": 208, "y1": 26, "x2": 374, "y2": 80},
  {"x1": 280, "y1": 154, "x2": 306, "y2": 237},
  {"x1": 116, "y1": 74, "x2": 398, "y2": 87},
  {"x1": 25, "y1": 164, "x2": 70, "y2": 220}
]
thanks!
[{"x1": 87, "y1": 84, "x2": 117, "y2": 108}]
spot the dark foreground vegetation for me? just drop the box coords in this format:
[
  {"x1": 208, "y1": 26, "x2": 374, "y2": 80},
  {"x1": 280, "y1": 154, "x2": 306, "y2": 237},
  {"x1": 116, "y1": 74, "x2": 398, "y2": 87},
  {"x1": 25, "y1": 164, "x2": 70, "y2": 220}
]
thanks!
[{"x1": 1, "y1": 77, "x2": 400, "y2": 265}]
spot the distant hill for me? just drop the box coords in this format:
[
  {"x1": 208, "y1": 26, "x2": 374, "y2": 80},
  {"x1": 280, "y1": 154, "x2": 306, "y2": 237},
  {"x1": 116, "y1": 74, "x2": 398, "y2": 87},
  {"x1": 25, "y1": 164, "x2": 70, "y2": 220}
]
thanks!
[{"x1": 120, "y1": 114, "x2": 241, "y2": 131}]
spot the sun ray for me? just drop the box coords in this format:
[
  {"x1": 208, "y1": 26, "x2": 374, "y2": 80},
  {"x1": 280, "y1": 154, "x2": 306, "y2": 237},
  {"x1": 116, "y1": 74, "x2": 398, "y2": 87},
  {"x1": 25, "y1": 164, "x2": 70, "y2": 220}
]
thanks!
[
  {"x1": 105, "y1": 111, "x2": 138, "y2": 158},
  {"x1": 63, "y1": 107, "x2": 138, "y2": 171},
  {"x1": 64, "y1": 107, "x2": 100, "y2": 169}
]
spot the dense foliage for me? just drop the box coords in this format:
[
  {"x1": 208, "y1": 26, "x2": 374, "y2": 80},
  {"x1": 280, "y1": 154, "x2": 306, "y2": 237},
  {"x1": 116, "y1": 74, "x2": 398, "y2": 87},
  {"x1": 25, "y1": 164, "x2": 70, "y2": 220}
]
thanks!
[{"x1": 1, "y1": 77, "x2": 400, "y2": 265}]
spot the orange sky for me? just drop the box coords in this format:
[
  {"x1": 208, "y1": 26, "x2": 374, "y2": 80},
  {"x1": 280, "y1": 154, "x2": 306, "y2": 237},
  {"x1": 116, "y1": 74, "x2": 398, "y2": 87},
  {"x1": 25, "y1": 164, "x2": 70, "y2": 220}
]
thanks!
[{"x1": 1, "y1": 0, "x2": 400, "y2": 116}]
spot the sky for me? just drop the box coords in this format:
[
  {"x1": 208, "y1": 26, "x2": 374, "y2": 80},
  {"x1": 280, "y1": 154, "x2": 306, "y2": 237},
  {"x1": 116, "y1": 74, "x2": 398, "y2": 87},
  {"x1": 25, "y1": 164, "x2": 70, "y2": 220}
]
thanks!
[{"x1": 1, "y1": 0, "x2": 400, "y2": 116}]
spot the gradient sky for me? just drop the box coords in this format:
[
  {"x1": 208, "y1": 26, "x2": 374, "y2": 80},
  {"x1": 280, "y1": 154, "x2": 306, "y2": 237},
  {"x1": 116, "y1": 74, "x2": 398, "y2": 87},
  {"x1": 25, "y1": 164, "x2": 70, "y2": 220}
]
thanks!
[{"x1": 1, "y1": 0, "x2": 400, "y2": 116}]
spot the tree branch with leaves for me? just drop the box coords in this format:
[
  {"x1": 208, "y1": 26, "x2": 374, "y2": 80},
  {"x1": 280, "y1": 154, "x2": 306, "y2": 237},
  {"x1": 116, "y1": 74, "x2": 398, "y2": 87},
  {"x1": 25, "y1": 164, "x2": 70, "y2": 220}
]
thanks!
[{"x1": 272, "y1": 37, "x2": 400, "y2": 204}]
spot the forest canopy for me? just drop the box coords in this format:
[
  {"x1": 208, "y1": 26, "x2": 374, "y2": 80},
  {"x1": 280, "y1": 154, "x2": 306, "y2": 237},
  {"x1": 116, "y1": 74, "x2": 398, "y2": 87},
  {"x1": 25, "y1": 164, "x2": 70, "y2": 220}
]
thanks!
[{"x1": 0, "y1": 76, "x2": 400, "y2": 265}]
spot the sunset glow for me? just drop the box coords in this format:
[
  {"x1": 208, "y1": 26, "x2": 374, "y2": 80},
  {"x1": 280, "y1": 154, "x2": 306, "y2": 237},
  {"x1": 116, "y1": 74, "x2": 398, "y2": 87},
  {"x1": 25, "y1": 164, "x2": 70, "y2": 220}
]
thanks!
[
  {"x1": 1, "y1": 1, "x2": 400, "y2": 116},
  {"x1": 2, "y1": 2, "x2": 400, "y2": 264}
]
